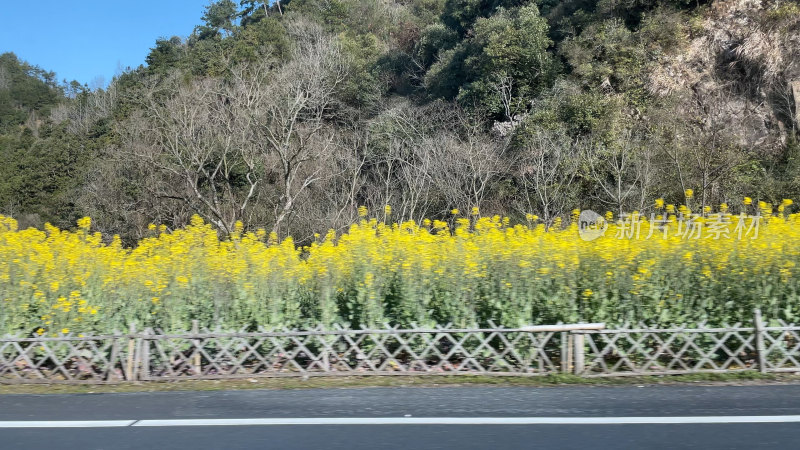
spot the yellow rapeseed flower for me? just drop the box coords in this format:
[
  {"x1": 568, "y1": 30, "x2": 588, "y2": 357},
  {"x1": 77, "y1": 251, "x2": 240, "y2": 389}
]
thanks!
[
  {"x1": 77, "y1": 217, "x2": 91, "y2": 230},
  {"x1": 0, "y1": 200, "x2": 798, "y2": 335}
]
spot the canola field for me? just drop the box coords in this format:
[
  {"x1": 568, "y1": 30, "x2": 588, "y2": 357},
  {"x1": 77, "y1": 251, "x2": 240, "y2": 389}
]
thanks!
[{"x1": 1, "y1": 199, "x2": 799, "y2": 336}]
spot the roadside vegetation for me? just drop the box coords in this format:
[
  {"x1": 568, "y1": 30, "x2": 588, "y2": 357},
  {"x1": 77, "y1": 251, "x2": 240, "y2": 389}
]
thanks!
[
  {"x1": 2, "y1": 1, "x2": 800, "y2": 335},
  {"x1": 2, "y1": 196, "x2": 798, "y2": 335}
]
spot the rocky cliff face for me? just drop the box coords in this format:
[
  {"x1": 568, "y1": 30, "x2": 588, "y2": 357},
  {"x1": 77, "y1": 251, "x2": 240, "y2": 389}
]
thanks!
[{"x1": 648, "y1": 0, "x2": 800, "y2": 151}]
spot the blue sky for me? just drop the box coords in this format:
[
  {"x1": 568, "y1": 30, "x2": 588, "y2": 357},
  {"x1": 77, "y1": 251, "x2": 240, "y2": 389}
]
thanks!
[{"x1": 0, "y1": 0, "x2": 210, "y2": 87}]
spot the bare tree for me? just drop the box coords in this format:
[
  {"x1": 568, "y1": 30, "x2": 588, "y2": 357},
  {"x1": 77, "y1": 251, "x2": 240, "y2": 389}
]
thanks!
[
  {"x1": 657, "y1": 87, "x2": 755, "y2": 211},
  {"x1": 306, "y1": 129, "x2": 368, "y2": 234},
  {"x1": 113, "y1": 32, "x2": 348, "y2": 237},
  {"x1": 516, "y1": 131, "x2": 581, "y2": 224},
  {"x1": 120, "y1": 72, "x2": 262, "y2": 234},
  {"x1": 358, "y1": 101, "x2": 458, "y2": 222},
  {"x1": 491, "y1": 73, "x2": 527, "y2": 123},
  {"x1": 427, "y1": 130, "x2": 510, "y2": 216},
  {"x1": 585, "y1": 131, "x2": 645, "y2": 216},
  {"x1": 51, "y1": 82, "x2": 118, "y2": 135},
  {"x1": 253, "y1": 36, "x2": 348, "y2": 235},
  {"x1": 79, "y1": 152, "x2": 188, "y2": 242}
]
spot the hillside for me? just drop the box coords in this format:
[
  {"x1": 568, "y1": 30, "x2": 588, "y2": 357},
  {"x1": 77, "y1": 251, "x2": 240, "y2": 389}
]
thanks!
[{"x1": 0, "y1": 0, "x2": 798, "y2": 241}]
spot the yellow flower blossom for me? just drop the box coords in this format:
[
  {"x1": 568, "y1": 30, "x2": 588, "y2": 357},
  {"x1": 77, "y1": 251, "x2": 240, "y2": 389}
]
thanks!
[
  {"x1": 0, "y1": 201, "x2": 797, "y2": 334},
  {"x1": 77, "y1": 217, "x2": 91, "y2": 230}
]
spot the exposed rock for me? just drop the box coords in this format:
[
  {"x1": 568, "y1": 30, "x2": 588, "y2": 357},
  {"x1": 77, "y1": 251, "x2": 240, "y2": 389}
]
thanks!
[
  {"x1": 647, "y1": 0, "x2": 800, "y2": 151},
  {"x1": 491, "y1": 114, "x2": 527, "y2": 138}
]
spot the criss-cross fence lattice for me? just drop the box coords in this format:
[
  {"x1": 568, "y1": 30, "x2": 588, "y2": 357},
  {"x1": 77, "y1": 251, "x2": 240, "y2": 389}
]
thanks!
[
  {"x1": 138, "y1": 323, "x2": 591, "y2": 380},
  {"x1": 2, "y1": 310, "x2": 800, "y2": 384},
  {"x1": 0, "y1": 334, "x2": 131, "y2": 383},
  {"x1": 574, "y1": 310, "x2": 800, "y2": 377}
]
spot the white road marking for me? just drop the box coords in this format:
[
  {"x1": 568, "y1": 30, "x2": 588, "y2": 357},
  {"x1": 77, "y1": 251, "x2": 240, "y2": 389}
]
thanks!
[
  {"x1": 0, "y1": 420, "x2": 136, "y2": 428},
  {"x1": 2, "y1": 416, "x2": 800, "y2": 428},
  {"x1": 131, "y1": 416, "x2": 800, "y2": 426}
]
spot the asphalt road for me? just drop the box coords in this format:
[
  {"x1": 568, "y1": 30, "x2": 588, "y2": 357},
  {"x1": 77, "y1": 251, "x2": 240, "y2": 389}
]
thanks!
[{"x1": 2, "y1": 384, "x2": 800, "y2": 449}]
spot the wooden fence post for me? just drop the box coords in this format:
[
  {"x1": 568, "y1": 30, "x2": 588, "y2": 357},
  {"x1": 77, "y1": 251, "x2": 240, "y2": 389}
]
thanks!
[
  {"x1": 126, "y1": 323, "x2": 136, "y2": 381},
  {"x1": 107, "y1": 332, "x2": 120, "y2": 382},
  {"x1": 140, "y1": 328, "x2": 150, "y2": 381},
  {"x1": 573, "y1": 332, "x2": 585, "y2": 375},
  {"x1": 322, "y1": 335, "x2": 331, "y2": 373},
  {"x1": 192, "y1": 320, "x2": 201, "y2": 376},
  {"x1": 754, "y1": 308, "x2": 767, "y2": 374}
]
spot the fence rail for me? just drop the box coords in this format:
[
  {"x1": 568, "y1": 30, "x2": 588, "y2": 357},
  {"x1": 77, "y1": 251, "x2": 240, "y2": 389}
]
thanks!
[{"x1": 1, "y1": 310, "x2": 799, "y2": 384}]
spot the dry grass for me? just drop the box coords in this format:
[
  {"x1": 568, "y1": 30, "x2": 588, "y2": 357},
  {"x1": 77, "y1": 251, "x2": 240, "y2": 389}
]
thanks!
[{"x1": 1, "y1": 372, "x2": 797, "y2": 395}]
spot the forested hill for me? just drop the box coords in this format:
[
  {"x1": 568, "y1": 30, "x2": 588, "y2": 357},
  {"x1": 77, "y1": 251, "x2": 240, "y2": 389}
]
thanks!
[{"x1": 1, "y1": 0, "x2": 799, "y2": 242}]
